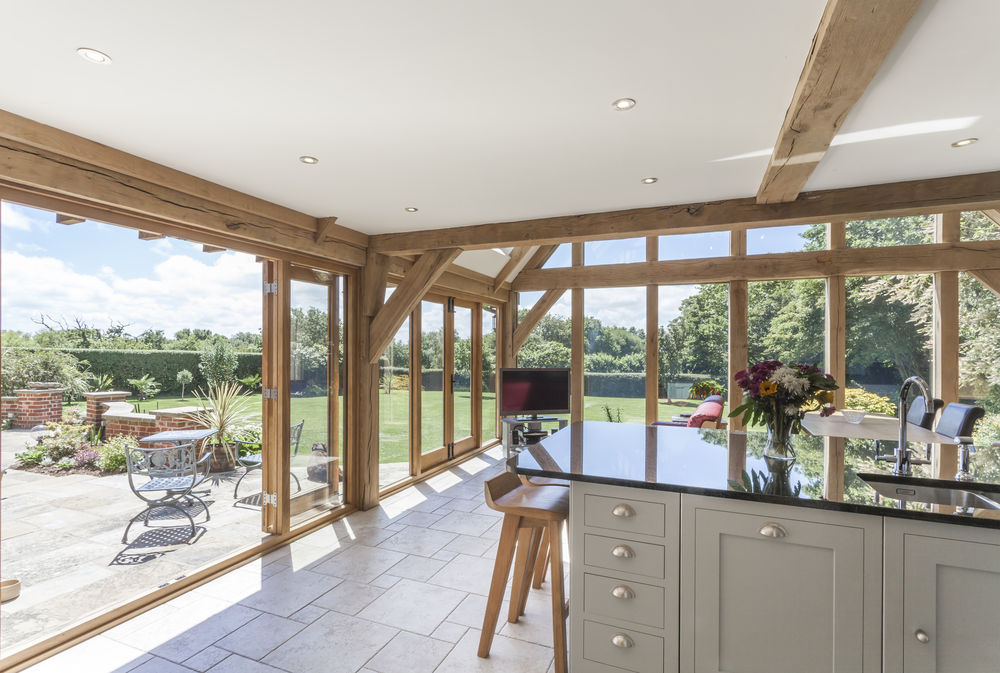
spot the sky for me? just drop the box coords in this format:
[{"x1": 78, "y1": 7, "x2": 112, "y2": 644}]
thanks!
[{"x1": 1, "y1": 200, "x2": 812, "y2": 340}]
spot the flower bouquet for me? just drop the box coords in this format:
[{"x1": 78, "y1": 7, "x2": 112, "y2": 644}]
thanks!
[{"x1": 730, "y1": 360, "x2": 838, "y2": 459}]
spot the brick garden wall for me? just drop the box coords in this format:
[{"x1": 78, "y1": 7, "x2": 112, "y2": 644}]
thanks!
[{"x1": 12, "y1": 387, "x2": 65, "y2": 428}]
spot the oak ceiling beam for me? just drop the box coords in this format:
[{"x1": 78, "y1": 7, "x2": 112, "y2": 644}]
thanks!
[
  {"x1": 0, "y1": 138, "x2": 366, "y2": 267},
  {"x1": 0, "y1": 109, "x2": 371, "y2": 258},
  {"x1": 512, "y1": 288, "x2": 565, "y2": 352},
  {"x1": 315, "y1": 215, "x2": 370, "y2": 248},
  {"x1": 56, "y1": 213, "x2": 84, "y2": 225},
  {"x1": 137, "y1": 230, "x2": 165, "y2": 240},
  {"x1": 757, "y1": 0, "x2": 922, "y2": 204},
  {"x1": 514, "y1": 239, "x2": 1000, "y2": 290},
  {"x1": 386, "y1": 258, "x2": 507, "y2": 304},
  {"x1": 983, "y1": 209, "x2": 1000, "y2": 227},
  {"x1": 493, "y1": 246, "x2": 535, "y2": 290},
  {"x1": 369, "y1": 248, "x2": 461, "y2": 363},
  {"x1": 202, "y1": 245, "x2": 225, "y2": 253},
  {"x1": 368, "y1": 170, "x2": 1000, "y2": 254}
]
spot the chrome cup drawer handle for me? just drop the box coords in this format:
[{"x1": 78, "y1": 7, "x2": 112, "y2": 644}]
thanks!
[
  {"x1": 758, "y1": 522, "x2": 788, "y2": 538},
  {"x1": 611, "y1": 544, "x2": 635, "y2": 559},
  {"x1": 915, "y1": 629, "x2": 930, "y2": 644},
  {"x1": 611, "y1": 503, "x2": 635, "y2": 518},
  {"x1": 611, "y1": 633, "x2": 634, "y2": 649},
  {"x1": 611, "y1": 585, "x2": 635, "y2": 600}
]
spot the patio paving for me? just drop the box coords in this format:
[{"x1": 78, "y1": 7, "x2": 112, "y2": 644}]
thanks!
[{"x1": 0, "y1": 430, "x2": 310, "y2": 657}]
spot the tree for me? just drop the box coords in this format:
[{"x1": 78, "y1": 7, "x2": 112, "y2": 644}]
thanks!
[
  {"x1": 176, "y1": 369, "x2": 193, "y2": 399},
  {"x1": 199, "y1": 340, "x2": 238, "y2": 386},
  {"x1": 0, "y1": 348, "x2": 90, "y2": 398}
]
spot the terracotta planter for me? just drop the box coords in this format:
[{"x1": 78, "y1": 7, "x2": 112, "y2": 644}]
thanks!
[{"x1": 207, "y1": 444, "x2": 236, "y2": 472}]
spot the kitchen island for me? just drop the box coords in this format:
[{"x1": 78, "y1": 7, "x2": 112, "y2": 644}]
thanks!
[{"x1": 510, "y1": 421, "x2": 1000, "y2": 673}]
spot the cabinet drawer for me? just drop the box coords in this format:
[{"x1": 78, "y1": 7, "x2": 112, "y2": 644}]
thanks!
[
  {"x1": 584, "y1": 573, "x2": 664, "y2": 629},
  {"x1": 583, "y1": 619, "x2": 664, "y2": 673},
  {"x1": 584, "y1": 493, "x2": 665, "y2": 538},
  {"x1": 584, "y1": 534, "x2": 665, "y2": 579}
]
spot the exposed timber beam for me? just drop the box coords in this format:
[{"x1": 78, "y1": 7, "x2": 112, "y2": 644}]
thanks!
[
  {"x1": 138, "y1": 230, "x2": 165, "y2": 240},
  {"x1": 522, "y1": 244, "x2": 559, "y2": 272},
  {"x1": 356, "y1": 249, "x2": 389, "y2": 509},
  {"x1": 493, "y1": 246, "x2": 535, "y2": 290},
  {"x1": 514, "y1": 239, "x2": 1000, "y2": 290},
  {"x1": 969, "y1": 269, "x2": 1000, "y2": 299},
  {"x1": 369, "y1": 248, "x2": 462, "y2": 363},
  {"x1": 512, "y1": 289, "x2": 566, "y2": 352},
  {"x1": 56, "y1": 213, "x2": 84, "y2": 225},
  {"x1": 757, "y1": 0, "x2": 922, "y2": 204},
  {"x1": 983, "y1": 209, "x2": 1000, "y2": 227},
  {"x1": 202, "y1": 245, "x2": 225, "y2": 253},
  {"x1": 368, "y1": 170, "x2": 1000, "y2": 254},
  {"x1": 386, "y1": 257, "x2": 507, "y2": 304},
  {"x1": 314, "y1": 216, "x2": 369, "y2": 248}
]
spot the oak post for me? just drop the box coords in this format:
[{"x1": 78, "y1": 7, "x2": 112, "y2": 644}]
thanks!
[
  {"x1": 571, "y1": 243, "x2": 584, "y2": 422},
  {"x1": 728, "y1": 231, "x2": 748, "y2": 430},
  {"x1": 933, "y1": 211, "x2": 961, "y2": 479},
  {"x1": 824, "y1": 221, "x2": 847, "y2": 501},
  {"x1": 646, "y1": 236, "x2": 659, "y2": 424},
  {"x1": 357, "y1": 250, "x2": 389, "y2": 509}
]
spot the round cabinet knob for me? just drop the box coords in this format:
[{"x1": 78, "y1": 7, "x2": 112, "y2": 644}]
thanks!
[
  {"x1": 611, "y1": 544, "x2": 635, "y2": 559},
  {"x1": 611, "y1": 634, "x2": 634, "y2": 649},
  {"x1": 758, "y1": 522, "x2": 788, "y2": 538},
  {"x1": 611, "y1": 503, "x2": 635, "y2": 518},
  {"x1": 611, "y1": 585, "x2": 635, "y2": 600},
  {"x1": 915, "y1": 629, "x2": 930, "y2": 644}
]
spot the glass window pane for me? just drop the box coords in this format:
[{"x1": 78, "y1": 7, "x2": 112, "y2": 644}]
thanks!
[
  {"x1": 846, "y1": 216, "x2": 933, "y2": 248},
  {"x1": 746, "y1": 225, "x2": 820, "y2": 254},
  {"x1": 659, "y1": 284, "x2": 729, "y2": 416},
  {"x1": 453, "y1": 305, "x2": 473, "y2": 441},
  {"x1": 516, "y1": 290, "x2": 571, "y2": 368},
  {"x1": 958, "y1": 272, "x2": 1000, "y2": 481},
  {"x1": 584, "y1": 238, "x2": 645, "y2": 265},
  {"x1": 584, "y1": 287, "x2": 645, "y2": 424},
  {"x1": 379, "y1": 289, "x2": 409, "y2": 489},
  {"x1": 482, "y1": 306, "x2": 498, "y2": 443},
  {"x1": 961, "y1": 210, "x2": 1000, "y2": 241},
  {"x1": 659, "y1": 231, "x2": 729, "y2": 260},
  {"x1": 421, "y1": 301, "x2": 445, "y2": 453},
  {"x1": 541, "y1": 243, "x2": 572, "y2": 268}
]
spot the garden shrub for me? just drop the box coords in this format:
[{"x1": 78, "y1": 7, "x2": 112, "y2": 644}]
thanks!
[
  {"x1": 689, "y1": 379, "x2": 726, "y2": 399},
  {"x1": 73, "y1": 447, "x2": 100, "y2": 467},
  {"x1": 199, "y1": 340, "x2": 239, "y2": 386},
  {"x1": 32, "y1": 422, "x2": 90, "y2": 461},
  {"x1": 2, "y1": 348, "x2": 260, "y2": 395},
  {"x1": 584, "y1": 372, "x2": 645, "y2": 398},
  {"x1": 0, "y1": 348, "x2": 90, "y2": 398},
  {"x1": 97, "y1": 434, "x2": 135, "y2": 472},
  {"x1": 844, "y1": 387, "x2": 896, "y2": 415},
  {"x1": 14, "y1": 446, "x2": 45, "y2": 467}
]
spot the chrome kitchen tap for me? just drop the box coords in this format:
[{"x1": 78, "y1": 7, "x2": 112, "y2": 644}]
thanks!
[{"x1": 876, "y1": 376, "x2": 933, "y2": 477}]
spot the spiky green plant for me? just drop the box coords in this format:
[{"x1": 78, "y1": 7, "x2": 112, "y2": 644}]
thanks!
[{"x1": 185, "y1": 381, "x2": 255, "y2": 463}]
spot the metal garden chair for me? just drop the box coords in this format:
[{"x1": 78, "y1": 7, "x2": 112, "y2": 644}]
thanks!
[
  {"x1": 233, "y1": 419, "x2": 305, "y2": 499},
  {"x1": 122, "y1": 442, "x2": 212, "y2": 544}
]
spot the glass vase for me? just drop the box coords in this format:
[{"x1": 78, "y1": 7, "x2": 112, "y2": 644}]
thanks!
[{"x1": 763, "y1": 413, "x2": 797, "y2": 496}]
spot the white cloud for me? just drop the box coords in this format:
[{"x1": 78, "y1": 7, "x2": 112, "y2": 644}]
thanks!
[
  {"x1": 1, "y1": 202, "x2": 44, "y2": 232},
  {"x1": 1, "y1": 249, "x2": 263, "y2": 336}
]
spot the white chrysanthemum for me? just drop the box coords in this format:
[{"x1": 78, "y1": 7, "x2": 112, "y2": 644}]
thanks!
[
  {"x1": 784, "y1": 404, "x2": 800, "y2": 416},
  {"x1": 769, "y1": 366, "x2": 810, "y2": 396}
]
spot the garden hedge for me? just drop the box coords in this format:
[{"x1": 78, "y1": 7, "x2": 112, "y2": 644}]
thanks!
[{"x1": 6, "y1": 348, "x2": 261, "y2": 395}]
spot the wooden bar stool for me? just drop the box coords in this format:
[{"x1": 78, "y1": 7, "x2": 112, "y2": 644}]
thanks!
[
  {"x1": 479, "y1": 472, "x2": 569, "y2": 673},
  {"x1": 518, "y1": 475, "x2": 570, "y2": 590}
]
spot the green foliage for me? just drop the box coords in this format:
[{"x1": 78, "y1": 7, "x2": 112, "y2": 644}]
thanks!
[
  {"x1": 199, "y1": 340, "x2": 239, "y2": 386},
  {"x1": 90, "y1": 372, "x2": 114, "y2": 391},
  {"x1": 18, "y1": 421, "x2": 90, "y2": 466},
  {"x1": 97, "y1": 434, "x2": 134, "y2": 472},
  {"x1": 601, "y1": 403, "x2": 623, "y2": 423},
  {"x1": 689, "y1": 379, "x2": 725, "y2": 399},
  {"x1": 585, "y1": 372, "x2": 645, "y2": 398},
  {"x1": 186, "y1": 382, "x2": 256, "y2": 463},
  {"x1": 3, "y1": 348, "x2": 261, "y2": 395},
  {"x1": 127, "y1": 374, "x2": 161, "y2": 401},
  {"x1": 14, "y1": 447, "x2": 46, "y2": 467},
  {"x1": 238, "y1": 373, "x2": 262, "y2": 392},
  {"x1": 844, "y1": 387, "x2": 896, "y2": 415},
  {"x1": 176, "y1": 369, "x2": 194, "y2": 398},
  {"x1": 0, "y1": 348, "x2": 90, "y2": 398}
]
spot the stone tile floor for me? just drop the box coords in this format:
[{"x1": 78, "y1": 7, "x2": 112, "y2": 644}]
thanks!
[
  {"x1": 1, "y1": 429, "x2": 333, "y2": 654},
  {"x1": 17, "y1": 445, "x2": 562, "y2": 673}
]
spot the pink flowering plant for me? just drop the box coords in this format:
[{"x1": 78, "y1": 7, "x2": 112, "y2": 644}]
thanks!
[{"x1": 729, "y1": 361, "x2": 838, "y2": 439}]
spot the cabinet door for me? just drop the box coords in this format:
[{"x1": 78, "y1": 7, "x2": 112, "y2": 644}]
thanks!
[
  {"x1": 680, "y1": 495, "x2": 881, "y2": 673},
  {"x1": 884, "y1": 519, "x2": 1000, "y2": 673}
]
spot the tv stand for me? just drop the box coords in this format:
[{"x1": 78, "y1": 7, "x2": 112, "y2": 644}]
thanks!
[{"x1": 501, "y1": 416, "x2": 569, "y2": 467}]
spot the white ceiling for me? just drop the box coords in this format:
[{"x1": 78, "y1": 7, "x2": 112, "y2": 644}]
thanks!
[{"x1": 0, "y1": 0, "x2": 996, "y2": 249}]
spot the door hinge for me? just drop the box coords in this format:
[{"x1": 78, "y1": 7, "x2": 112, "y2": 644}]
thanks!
[
  {"x1": 263, "y1": 281, "x2": 279, "y2": 295},
  {"x1": 262, "y1": 386, "x2": 278, "y2": 400},
  {"x1": 448, "y1": 442, "x2": 455, "y2": 459},
  {"x1": 262, "y1": 492, "x2": 278, "y2": 507},
  {"x1": 447, "y1": 297, "x2": 456, "y2": 313}
]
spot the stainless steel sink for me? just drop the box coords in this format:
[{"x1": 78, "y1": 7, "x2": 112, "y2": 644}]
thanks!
[{"x1": 857, "y1": 473, "x2": 1000, "y2": 511}]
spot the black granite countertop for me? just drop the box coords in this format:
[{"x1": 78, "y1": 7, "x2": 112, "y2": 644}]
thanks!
[{"x1": 510, "y1": 421, "x2": 1000, "y2": 530}]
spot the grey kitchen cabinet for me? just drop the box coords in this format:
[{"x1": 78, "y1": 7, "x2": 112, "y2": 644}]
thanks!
[
  {"x1": 679, "y1": 495, "x2": 882, "y2": 673},
  {"x1": 569, "y1": 482, "x2": 680, "y2": 673},
  {"x1": 883, "y1": 518, "x2": 1000, "y2": 673}
]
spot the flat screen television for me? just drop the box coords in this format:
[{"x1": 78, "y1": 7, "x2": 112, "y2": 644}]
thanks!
[{"x1": 499, "y1": 368, "x2": 571, "y2": 417}]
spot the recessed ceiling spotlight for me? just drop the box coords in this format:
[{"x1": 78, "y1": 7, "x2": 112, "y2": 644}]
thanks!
[
  {"x1": 641, "y1": 177, "x2": 658, "y2": 184},
  {"x1": 76, "y1": 47, "x2": 112, "y2": 64},
  {"x1": 951, "y1": 137, "x2": 978, "y2": 148},
  {"x1": 299, "y1": 155, "x2": 319, "y2": 164},
  {"x1": 405, "y1": 207, "x2": 419, "y2": 212},
  {"x1": 613, "y1": 98, "x2": 636, "y2": 111}
]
